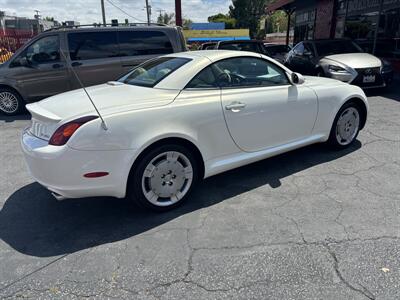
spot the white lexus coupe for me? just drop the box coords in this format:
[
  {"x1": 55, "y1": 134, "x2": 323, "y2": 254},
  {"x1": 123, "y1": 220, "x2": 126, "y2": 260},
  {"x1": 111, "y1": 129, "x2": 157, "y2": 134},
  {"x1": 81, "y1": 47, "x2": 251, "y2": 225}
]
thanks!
[{"x1": 21, "y1": 51, "x2": 368, "y2": 211}]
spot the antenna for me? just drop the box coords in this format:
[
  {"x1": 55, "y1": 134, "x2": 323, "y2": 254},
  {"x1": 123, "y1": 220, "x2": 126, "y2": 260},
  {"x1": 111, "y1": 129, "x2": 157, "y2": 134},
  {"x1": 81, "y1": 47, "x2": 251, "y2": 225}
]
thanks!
[{"x1": 60, "y1": 50, "x2": 108, "y2": 130}]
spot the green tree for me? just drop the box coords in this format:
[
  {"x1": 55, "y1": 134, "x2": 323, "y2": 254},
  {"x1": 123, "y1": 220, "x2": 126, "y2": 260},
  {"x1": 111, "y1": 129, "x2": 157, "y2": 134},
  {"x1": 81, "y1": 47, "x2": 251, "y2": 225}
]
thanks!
[
  {"x1": 265, "y1": 10, "x2": 288, "y2": 34},
  {"x1": 183, "y1": 18, "x2": 193, "y2": 30},
  {"x1": 229, "y1": 0, "x2": 268, "y2": 38},
  {"x1": 207, "y1": 13, "x2": 236, "y2": 29},
  {"x1": 157, "y1": 12, "x2": 174, "y2": 25}
]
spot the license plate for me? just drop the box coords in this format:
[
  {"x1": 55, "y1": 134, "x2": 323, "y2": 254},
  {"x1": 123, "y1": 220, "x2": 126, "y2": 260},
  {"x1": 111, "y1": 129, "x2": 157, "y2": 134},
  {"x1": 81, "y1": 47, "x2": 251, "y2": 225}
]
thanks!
[{"x1": 363, "y1": 75, "x2": 375, "y2": 83}]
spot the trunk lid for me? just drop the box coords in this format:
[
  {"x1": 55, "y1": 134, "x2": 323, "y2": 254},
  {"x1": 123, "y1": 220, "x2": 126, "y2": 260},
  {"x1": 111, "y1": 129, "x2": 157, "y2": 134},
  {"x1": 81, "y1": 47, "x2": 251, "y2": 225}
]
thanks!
[{"x1": 26, "y1": 82, "x2": 179, "y2": 140}]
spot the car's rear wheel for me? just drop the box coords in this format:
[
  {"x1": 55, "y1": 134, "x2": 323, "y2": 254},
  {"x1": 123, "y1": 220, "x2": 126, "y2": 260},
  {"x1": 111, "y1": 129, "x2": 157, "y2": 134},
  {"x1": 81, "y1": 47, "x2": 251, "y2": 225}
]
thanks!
[
  {"x1": 328, "y1": 102, "x2": 361, "y2": 149},
  {"x1": 128, "y1": 144, "x2": 199, "y2": 211},
  {"x1": 0, "y1": 88, "x2": 24, "y2": 116}
]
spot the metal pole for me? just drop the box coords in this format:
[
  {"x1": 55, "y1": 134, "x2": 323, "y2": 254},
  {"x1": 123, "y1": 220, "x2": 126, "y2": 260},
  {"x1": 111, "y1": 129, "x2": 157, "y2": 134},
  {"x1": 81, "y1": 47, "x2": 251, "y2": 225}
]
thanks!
[
  {"x1": 145, "y1": 0, "x2": 150, "y2": 25},
  {"x1": 101, "y1": 0, "x2": 106, "y2": 26},
  {"x1": 175, "y1": 0, "x2": 182, "y2": 27},
  {"x1": 286, "y1": 10, "x2": 291, "y2": 46},
  {"x1": 372, "y1": 0, "x2": 384, "y2": 55}
]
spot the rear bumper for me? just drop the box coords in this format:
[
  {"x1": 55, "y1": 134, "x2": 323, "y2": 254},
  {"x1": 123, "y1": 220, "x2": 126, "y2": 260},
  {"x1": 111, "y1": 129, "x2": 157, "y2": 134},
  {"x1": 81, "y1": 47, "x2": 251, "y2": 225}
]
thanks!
[{"x1": 21, "y1": 130, "x2": 136, "y2": 199}]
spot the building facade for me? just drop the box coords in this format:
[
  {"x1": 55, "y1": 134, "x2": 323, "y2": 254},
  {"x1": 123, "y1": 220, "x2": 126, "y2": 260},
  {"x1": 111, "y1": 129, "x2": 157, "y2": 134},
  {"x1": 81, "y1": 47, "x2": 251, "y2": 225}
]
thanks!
[{"x1": 268, "y1": 0, "x2": 400, "y2": 60}]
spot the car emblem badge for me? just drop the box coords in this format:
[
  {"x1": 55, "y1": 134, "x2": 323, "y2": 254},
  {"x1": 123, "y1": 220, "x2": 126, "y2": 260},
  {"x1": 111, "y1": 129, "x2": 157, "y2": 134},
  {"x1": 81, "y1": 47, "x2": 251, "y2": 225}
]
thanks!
[{"x1": 365, "y1": 68, "x2": 372, "y2": 75}]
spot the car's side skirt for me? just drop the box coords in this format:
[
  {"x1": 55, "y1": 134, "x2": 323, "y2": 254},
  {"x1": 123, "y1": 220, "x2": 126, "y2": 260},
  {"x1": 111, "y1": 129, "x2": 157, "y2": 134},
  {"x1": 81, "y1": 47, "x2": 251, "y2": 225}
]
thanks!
[{"x1": 204, "y1": 134, "x2": 327, "y2": 178}]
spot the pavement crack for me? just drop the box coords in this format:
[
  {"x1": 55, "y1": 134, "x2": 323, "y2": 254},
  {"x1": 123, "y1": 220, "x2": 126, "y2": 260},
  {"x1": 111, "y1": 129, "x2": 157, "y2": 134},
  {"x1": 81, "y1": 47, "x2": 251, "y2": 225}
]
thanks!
[
  {"x1": 323, "y1": 244, "x2": 375, "y2": 300},
  {"x1": 0, "y1": 253, "x2": 70, "y2": 293}
]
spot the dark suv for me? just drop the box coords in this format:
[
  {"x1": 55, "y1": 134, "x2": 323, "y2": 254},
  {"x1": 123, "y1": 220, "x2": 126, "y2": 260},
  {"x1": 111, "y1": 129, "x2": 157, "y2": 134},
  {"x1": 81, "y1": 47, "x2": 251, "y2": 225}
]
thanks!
[{"x1": 0, "y1": 24, "x2": 187, "y2": 115}]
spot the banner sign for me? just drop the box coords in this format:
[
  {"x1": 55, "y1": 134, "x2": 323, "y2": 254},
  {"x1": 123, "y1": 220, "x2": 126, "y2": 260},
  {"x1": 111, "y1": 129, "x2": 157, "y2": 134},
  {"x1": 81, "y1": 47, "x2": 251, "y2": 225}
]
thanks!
[{"x1": 183, "y1": 29, "x2": 250, "y2": 39}]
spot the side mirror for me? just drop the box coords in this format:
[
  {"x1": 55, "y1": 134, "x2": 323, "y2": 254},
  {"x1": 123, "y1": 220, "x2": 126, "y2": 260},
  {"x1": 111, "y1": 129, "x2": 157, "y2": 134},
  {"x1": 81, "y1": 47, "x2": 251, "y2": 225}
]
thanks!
[{"x1": 291, "y1": 72, "x2": 305, "y2": 85}]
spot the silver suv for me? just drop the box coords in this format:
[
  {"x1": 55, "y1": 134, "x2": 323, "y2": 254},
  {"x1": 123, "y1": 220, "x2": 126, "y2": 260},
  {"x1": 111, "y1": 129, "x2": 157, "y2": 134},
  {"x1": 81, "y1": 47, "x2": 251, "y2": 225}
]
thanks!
[{"x1": 0, "y1": 25, "x2": 187, "y2": 115}]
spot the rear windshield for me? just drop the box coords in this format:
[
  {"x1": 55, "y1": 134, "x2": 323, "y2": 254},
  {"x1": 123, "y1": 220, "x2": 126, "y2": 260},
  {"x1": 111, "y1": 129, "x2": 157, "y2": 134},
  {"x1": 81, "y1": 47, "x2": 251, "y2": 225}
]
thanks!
[
  {"x1": 119, "y1": 57, "x2": 191, "y2": 87},
  {"x1": 314, "y1": 40, "x2": 363, "y2": 57}
]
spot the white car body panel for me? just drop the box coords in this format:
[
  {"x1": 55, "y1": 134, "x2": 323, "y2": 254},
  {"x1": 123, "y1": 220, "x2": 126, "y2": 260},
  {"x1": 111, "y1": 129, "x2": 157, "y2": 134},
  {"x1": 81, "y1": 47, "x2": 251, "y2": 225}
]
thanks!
[
  {"x1": 322, "y1": 53, "x2": 381, "y2": 69},
  {"x1": 21, "y1": 50, "x2": 368, "y2": 200}
]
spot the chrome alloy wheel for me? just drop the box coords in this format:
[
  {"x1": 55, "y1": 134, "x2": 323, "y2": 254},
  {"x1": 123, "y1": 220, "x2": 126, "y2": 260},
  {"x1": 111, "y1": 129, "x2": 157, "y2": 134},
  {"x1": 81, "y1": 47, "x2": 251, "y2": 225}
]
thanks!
[
  {"x1": 141, "y1": 151, "x2": 193, "y2": 207},
  {"x1": 0, "y1": 91, "x2": 18, "y2": 114},
  {"x1": 335, "y1": 107, "x2": 360, "y2": 146}
]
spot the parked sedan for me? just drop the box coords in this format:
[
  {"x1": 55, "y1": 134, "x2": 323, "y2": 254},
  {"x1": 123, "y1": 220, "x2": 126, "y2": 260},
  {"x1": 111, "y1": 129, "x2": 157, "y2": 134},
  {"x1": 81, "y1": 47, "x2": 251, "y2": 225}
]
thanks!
[
  {"x1": 21, "y1": 50, "x2": 368, "y2": 211},
  {"x1": 285, "y1": 39, "x2": 393, "y2": 89}
]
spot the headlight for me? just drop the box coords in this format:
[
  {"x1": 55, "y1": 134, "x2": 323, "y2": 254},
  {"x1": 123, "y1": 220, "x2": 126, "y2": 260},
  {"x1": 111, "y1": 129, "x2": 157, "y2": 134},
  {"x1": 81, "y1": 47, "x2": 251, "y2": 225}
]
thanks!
[{"x1": 328, "y1": 65, "x2": 349, "y2": 73}]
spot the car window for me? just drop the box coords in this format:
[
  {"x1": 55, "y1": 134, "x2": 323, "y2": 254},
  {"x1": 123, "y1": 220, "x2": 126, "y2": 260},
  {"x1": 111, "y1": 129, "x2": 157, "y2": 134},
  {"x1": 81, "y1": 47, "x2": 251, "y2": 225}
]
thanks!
[
  {"x1": 25, "y1": 35, "x2": 60, "y2": 64},
  {"x1": 219, "y1": 42, "x2": 259, "y2": 53},
  {"x1": 119, "y1": 57, "x2": 191, "y2": 87},
  {"x1": 293, "y1": 43, "x2": 304, "y2": 55},
  {"x1": 68, "y1": 31, "x2": 119, "y2": 60},
  {"x1": 214, "y1": 57, "x2": 289, "y2": 88},
  {"x1": 118, "y1": 30, "x2": 173, "y2": 56},
  {"x1": 265, "y1": 45, "x2": 290, "y2": 56},
  {"x1": 186, "y1": 66, "x2": 217, "y2": 89}
]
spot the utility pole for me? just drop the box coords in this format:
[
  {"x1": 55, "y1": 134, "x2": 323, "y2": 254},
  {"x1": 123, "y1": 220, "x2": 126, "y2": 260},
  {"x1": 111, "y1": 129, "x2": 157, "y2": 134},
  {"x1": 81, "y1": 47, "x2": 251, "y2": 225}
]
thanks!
[
  {"x1": 372, "y1": 0, "x2": 384, "y2": 55},
  {"x1": 175, "y1": 0, "x2": 182, "y2": 27},
  {"x1": 145, "y1": 0, "x2": 151, "y2": 25},
  {"x1": 101, "y1": 0, "x2": 106, "y2": 26}
]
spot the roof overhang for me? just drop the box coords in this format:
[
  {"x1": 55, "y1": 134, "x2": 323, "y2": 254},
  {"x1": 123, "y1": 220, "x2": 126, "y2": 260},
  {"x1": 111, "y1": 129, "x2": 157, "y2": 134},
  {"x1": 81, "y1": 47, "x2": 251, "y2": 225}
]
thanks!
[{"x1": 266, "y1": 0, "x2": 295, "y2": 13}]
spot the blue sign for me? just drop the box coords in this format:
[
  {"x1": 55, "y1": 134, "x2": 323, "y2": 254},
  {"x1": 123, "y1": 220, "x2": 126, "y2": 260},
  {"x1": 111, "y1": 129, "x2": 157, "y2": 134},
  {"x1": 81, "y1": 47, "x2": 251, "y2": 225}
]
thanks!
[{"x1": 189, "y1": 22, "x2": 225, "y2": 30}]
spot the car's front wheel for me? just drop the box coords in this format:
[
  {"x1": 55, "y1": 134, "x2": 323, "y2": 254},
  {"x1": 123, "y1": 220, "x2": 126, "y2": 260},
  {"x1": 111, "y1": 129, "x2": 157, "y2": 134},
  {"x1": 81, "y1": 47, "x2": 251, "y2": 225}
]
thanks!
[
  {"x1": 0, "y1": 88, "x2": 24, "y2": 116},
  {"x1": 128, "y1": 144, "x2": 199, "y2": 211},
  {"x1": 328, "y1": 102, "x2": 361, "y2": 149}
]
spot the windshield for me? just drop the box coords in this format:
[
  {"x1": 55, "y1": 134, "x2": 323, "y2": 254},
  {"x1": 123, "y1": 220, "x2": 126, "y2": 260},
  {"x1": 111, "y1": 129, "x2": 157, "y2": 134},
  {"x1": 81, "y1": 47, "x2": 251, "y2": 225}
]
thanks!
[
  {"x1": 119, "y1": 57, "x2": 191, "y2": 87},
  {"x1": 315, "y1": 40, "x2": 363, "y2": 57}
]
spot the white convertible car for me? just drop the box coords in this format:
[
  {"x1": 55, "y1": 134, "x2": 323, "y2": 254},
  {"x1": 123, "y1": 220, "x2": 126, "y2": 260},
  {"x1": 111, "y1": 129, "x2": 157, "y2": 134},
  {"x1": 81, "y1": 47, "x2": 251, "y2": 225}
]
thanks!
[{"x1": 21, "y1": 51, "x2": 368, "y2": 210}]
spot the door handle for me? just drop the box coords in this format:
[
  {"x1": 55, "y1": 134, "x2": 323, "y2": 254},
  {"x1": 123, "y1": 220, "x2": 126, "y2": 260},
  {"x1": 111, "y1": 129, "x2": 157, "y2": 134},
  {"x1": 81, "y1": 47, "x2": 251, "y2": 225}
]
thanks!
[
  {"x1": 71, "y1": 61, "x2": 82, "y2": 67},
  {"x1": 225, "y1": 102, "x2": 246, "y2": 112}
]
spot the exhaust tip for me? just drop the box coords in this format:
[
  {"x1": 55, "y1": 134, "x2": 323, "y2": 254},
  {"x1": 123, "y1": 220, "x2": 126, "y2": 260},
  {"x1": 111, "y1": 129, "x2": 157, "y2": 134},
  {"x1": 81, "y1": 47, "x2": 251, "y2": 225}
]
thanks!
[{"x1": 51, "y1": 192, "x2": 67, "y2": 201}]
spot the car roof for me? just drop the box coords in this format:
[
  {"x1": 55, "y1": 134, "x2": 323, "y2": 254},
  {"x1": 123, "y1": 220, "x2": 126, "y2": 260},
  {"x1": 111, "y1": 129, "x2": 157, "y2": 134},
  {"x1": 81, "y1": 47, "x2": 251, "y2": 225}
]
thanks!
[
  {"x1": 45, "y1": 25, "x2": 177, "y2": 33},
  {"x1": 163, "y1": 50, "x2": 262, "y2": 61},
  {"x1": 218, "y1": 40, "x2": 262, "y2": 44},
  {"x1": 156, "y1": 50, "x2": 291, "y2": 90}
]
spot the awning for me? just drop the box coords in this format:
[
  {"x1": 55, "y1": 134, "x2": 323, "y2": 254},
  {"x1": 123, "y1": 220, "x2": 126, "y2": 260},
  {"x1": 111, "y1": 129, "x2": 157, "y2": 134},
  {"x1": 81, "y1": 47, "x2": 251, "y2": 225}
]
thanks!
[{"x1": 266, "y1": 0, "x2": 295, "y2": 13}]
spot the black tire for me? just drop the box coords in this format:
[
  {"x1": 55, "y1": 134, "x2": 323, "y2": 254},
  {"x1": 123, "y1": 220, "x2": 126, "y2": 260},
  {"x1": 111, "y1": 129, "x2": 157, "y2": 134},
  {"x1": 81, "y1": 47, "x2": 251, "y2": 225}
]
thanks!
[
  {"x1": 127, "y1": 144, "x2": 199, "y2": 211},
  {"x1": 328, "y1": 102, "x2": 362, "y2": 149},
  {"x1": 0, "y1": 87, "x2": 24, "y2": 116}
]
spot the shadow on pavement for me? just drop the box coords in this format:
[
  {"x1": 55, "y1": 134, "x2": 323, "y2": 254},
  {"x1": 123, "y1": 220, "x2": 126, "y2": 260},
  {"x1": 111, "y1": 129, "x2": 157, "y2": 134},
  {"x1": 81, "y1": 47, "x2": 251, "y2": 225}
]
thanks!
[{"x1": 0, "y1": 141, "x2": 361, "y2": 257}]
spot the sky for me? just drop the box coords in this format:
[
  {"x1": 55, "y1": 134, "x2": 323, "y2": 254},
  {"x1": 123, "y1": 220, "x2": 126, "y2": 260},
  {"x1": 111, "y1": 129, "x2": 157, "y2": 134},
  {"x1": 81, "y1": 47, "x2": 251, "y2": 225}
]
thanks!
[{"x1": 0, "y1": 0, "x2": 232, "y2": 24}]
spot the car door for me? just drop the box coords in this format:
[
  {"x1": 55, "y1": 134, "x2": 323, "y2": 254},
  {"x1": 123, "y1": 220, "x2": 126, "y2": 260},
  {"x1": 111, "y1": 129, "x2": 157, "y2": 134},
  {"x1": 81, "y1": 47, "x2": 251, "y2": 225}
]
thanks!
[
  {"x1": 67, "y1": 31, "x2": 123, "y2": 88},
  {"x1": 217, "y1": 56, "x2": 318, "y2": 152},
  {"x1": 8, "y1": 34, "x2": 71, "y2": 101},
  {"x1": 289, "y1": 42, "x2": 316, "y2": 74},
  {"x1": 118, "y1": 30, "x2": 174, "y2": 73}
]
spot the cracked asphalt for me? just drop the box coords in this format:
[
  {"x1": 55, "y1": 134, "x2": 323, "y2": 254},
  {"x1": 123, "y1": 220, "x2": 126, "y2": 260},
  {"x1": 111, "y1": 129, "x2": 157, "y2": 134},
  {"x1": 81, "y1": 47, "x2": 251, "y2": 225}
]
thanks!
[{"x1": 0, "y1": 83, "x2": 399, "y2": 299}]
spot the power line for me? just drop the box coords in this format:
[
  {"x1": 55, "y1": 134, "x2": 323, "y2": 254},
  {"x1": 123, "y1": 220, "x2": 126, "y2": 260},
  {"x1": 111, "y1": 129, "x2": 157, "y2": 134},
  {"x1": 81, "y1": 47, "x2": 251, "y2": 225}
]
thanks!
[{"x1": 105, "y1": 0, "x2": 146, "y2": 23}]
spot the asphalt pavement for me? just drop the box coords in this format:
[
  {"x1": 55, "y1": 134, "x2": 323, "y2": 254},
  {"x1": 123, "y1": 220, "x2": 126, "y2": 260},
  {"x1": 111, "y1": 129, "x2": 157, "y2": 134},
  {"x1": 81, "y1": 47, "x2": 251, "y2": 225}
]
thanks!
[{"x1": 0, "y1": 84, "x2": 399, "y2": 299}]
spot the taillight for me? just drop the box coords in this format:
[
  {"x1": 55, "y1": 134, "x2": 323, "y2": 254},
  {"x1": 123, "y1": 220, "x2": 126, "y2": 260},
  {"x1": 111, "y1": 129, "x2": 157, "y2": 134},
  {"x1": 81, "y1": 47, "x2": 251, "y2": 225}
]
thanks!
[{"x1": 49, "y1": 116, "x2": 98, "y2": 146}]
